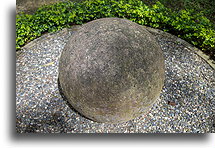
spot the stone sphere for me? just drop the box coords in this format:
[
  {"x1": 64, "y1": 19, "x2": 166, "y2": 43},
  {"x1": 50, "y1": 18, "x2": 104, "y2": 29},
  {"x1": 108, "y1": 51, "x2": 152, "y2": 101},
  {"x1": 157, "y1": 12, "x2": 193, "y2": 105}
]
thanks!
[{"x1": 58, "y1": 18, "x2": 165, "y2": 123}]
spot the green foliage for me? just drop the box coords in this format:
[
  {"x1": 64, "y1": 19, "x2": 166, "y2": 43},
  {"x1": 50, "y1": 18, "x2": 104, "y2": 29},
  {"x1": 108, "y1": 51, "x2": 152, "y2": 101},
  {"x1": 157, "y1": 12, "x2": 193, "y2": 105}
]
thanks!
[
  {"x1": 143, "y1": 0, "x2": 215, "y2": 25},
  {"x1": 16, "y1": 0, "x2": 215, "y2": 59}
]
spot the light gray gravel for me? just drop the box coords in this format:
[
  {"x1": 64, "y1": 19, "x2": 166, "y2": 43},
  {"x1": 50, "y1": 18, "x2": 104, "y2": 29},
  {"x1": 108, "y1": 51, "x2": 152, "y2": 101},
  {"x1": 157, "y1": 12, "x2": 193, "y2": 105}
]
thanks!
[{"x1": 16, "y1": 26, "x2": 215, "y2": 133}]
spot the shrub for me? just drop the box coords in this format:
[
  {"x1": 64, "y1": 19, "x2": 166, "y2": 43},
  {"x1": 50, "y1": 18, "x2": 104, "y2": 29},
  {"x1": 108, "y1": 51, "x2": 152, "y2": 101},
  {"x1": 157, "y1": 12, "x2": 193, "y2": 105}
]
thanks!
[{"x1": 16, "y1": 0, "x2": 215, "y2": 59}]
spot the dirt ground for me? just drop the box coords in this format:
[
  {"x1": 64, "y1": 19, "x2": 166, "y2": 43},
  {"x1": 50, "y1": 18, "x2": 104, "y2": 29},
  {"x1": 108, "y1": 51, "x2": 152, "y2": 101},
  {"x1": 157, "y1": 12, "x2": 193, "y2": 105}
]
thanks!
[
  {"x1": 16, "y1": 0, "x2": 84, "y2": 14},
  {"x1": 16, "y1": 0, "x2": 63, "y2": 14}
]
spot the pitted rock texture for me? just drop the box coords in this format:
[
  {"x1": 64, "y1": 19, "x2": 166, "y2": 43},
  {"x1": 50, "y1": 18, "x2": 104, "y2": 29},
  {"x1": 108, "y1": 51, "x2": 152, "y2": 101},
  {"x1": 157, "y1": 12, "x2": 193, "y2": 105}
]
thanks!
[{"x1": 58, "y1": 18, "x2": 165, "y2": 123}]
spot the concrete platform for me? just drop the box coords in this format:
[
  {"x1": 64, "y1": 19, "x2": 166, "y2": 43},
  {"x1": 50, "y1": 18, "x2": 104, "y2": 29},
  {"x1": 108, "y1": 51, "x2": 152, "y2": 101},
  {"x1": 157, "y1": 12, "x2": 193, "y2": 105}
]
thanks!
[{"x1": 16, "y1": 26, "x2": 215, "y2": 133}]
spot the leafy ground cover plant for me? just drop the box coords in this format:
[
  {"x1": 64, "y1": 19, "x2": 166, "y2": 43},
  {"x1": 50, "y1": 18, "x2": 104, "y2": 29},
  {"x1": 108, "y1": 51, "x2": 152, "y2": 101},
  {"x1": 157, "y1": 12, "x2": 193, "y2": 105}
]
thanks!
[
  {"x1": 143, "y1": 0, "x2": 215, "y2": 26},
  {"x1": 16, "y1": 0, "x2": 215, "y2": 59}
]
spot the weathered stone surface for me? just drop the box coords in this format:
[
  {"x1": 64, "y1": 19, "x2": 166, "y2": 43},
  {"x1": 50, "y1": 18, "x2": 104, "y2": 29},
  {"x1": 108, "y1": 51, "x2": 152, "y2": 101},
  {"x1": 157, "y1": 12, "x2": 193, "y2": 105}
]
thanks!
[{"x1": 58, "y1": 18, "x2": 165, "y2": 123}]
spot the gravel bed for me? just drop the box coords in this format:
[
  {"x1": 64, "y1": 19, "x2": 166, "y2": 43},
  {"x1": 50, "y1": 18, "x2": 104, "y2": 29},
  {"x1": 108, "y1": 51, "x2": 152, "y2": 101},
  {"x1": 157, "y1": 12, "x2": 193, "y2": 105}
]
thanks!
[{"x1": 16, "y1": 26, "x2": 215, "y2": 133}]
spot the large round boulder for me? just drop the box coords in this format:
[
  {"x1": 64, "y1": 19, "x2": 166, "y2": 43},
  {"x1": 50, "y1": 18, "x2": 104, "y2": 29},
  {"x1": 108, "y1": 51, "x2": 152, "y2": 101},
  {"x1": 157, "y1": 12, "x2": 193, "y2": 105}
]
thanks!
[{"x1": 58, "y1": 18, "x2": 165, "y2": 123}]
